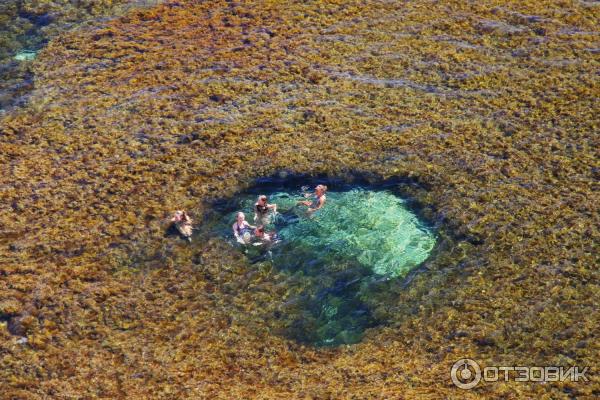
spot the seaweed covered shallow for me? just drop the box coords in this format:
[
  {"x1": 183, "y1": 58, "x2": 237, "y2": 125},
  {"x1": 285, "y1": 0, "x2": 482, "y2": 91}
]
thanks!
[
  {"x1": 0, "y1": 0, "x2": 163, "y2": 111},
  {"x1": 206, "y1": 180, "x2": 436, "y2": 346},
  {"x1": 0, "y1": 0, "x2": 598, "y2": 398}
]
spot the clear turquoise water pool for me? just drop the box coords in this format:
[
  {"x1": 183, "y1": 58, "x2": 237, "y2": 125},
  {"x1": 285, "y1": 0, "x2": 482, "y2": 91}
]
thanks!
[{"x1": 212, "y1": 184, "x2": 437, "y2": 346}]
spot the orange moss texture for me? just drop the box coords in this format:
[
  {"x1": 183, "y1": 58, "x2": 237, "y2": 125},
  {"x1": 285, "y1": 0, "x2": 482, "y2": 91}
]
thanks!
[{"x1": 1, "y1": 0, "x2": 599, "y2": 398}]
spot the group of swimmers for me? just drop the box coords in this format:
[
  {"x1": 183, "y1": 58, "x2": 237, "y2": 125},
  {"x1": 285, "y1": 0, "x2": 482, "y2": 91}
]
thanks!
[
  {"x1": 232, "y1": 184, "x2": 327, "y2": 246},
  {"x1": 170, "y1": 184, "x2": 328, "y2": 244}
]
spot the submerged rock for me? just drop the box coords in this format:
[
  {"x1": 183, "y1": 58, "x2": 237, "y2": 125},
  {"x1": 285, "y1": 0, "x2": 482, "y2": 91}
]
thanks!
[{"x1": 13, "y1": 50, "x2": 37, "y2": 61}]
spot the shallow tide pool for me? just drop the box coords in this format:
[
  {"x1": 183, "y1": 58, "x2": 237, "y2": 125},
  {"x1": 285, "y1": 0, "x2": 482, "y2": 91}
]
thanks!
[{"x1": 209, "y1": 184, "x2": 436, "y2": 346}]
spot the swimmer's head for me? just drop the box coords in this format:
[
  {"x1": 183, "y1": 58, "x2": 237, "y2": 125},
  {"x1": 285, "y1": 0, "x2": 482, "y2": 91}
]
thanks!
[
  {"x1": 236, "y1": 212, "x2": 246, "y2": 222},
  {"x1": 258, "y1": 195, "x2": 267, "y2": 204},
  {"x1": 172, "y1": 210, "x2": 184, "y2": 222},
  {"x1": 316, "y1": 184, "x2": 327, "y2": 195}
]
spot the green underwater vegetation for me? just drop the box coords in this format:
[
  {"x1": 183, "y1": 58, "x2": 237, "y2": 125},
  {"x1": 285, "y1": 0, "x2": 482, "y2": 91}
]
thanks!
[{"x1": 0, "y1": 0, "x2": 598, "y2": 398}]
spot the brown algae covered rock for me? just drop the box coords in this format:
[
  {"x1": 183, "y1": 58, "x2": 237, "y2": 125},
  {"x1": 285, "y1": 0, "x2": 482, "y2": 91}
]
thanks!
[{"x1": 0, "y1": 0, "x2": 598, "y2": 398}]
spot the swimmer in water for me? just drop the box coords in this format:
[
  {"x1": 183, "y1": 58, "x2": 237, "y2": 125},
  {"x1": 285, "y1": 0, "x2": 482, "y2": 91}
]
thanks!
[
  {"x1": 254, "y1": 195, "x2": 277, "y2": 225},
  {"x1": 251, "y1": 225, "x2": 280, "y2": 251},
  {"x1": 298, "y1": 184, "x2": 327, "y2": 213},
  {"x1": 171, "y1": 210, "x2": 193, "y2": 242},
  {"x1": 232, "y1": 212, "x2": 255, "y2": 244},
  {"x1": 253, "y1": 225, "x2": 278, "y2": 243}
]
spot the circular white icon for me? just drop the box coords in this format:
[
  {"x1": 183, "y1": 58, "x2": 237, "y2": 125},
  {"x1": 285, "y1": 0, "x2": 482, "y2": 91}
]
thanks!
[{"x1": 451, "y1": 358, "x2": 482, "y2": 389}]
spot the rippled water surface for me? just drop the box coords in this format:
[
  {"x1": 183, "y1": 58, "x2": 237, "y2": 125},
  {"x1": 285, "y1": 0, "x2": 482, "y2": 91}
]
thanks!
[{"x1": 209, "y1": 185, "x2": 436, "y2": 346}]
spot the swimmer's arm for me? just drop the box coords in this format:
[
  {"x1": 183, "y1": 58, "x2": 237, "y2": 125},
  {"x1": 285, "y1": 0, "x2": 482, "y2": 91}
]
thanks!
[{"x1": 267, "y1": 203, "x2": 277, "y2": 212}]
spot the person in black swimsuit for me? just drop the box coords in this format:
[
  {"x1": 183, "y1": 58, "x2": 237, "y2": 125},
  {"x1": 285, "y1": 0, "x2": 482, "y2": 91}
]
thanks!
[{"x1": 254, "y1": 195, "x2": 277, "y2": 225}]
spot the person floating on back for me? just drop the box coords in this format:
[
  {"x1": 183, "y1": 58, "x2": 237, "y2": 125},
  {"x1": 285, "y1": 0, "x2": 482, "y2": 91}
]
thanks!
[
  {"x1": 298, "y1": 184, "x2": 327, "y2": 214},
  {"x1": 232, "y1": 212, "x2": 255, "y2": 244},
  {"x1": 171, "y1": 210, "x2": 193, "y2": 242},
  {"x1": 254, "y1": 194, "x2": 277, "y2": 225}
]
